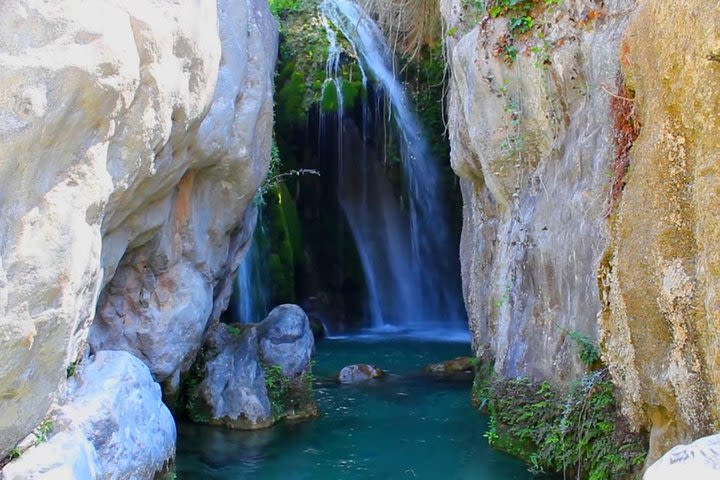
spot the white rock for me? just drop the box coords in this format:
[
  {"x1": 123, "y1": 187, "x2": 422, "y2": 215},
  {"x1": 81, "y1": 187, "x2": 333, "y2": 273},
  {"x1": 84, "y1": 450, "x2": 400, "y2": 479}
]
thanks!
[
  {"x1": 644, "y1": 434, "x2": 720, "y2": 480},
  {"x1": 1, "y1": 431, "x2": 98, "y2": 480},
  {"x1": 2, "y1": 351, "x2": 175, "y2": 480},
  {"x1": 0, "y1": 0, "x2": 277, "y2": 455}
]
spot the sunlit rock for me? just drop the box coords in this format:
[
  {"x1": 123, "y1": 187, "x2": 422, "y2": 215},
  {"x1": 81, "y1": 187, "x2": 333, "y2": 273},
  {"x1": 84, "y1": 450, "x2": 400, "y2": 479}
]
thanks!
[
  {"x1": 0, "y1": 0, "x2": 277, "y2": 457},
  {"x1": 2, "y1": 351, "x2": 175, "y2": 480},
  {"x1": 644, "y1": 433, "x2": 720, "y2": 479}
]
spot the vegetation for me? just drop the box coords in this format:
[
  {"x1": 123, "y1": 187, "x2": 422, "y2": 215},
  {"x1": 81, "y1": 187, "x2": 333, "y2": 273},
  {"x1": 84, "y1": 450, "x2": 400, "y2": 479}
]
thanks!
[
  {"x1": 66, "y1": 360, "x2": 78, "y2": 378},
  {"x1": 33, "y1": 418, "x2": 53, "y2": 446},
  {"x1": 359, "y1": 0, "x2": 442, "y2": 56},
  {"x1": 458, "y1": 0, "x2": 563, "y2": 64},
  {"x1": 181, "y1": 348, "x2": 211, "y2": 424},
  {"x1": 473, "y1": 363, "x2": 647, "y2": 479},
  {"x1": 263, "y1": 362, "x2": 316, "y2": 421}
]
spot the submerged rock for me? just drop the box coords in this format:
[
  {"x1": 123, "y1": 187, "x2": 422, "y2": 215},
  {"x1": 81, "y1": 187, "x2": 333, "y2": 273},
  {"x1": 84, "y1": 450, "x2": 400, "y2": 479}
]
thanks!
[
  {"x1": 338, "y1": 364, "x2": 385, "y2": 383},
  {"x1": 424, "y1": 357, "x2": 475, "y2": 377},
  {"x1": 644, "y1": 433, "x2": 720, "y2": 479},
  {"x1": 185, "y1": 305, "x2": 317, "y2": 430},
  {"x1": 1, "y1": 351, "x2": 175, "y2": 480}
]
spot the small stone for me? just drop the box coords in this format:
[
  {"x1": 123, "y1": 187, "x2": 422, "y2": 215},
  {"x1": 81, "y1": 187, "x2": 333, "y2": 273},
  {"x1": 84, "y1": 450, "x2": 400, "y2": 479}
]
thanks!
[
  {"x1": 424, "y1": 356, "x2": 475, "y2": 376},
  {"x1": 338, "y1": 364, "x2": 385, "y2": 383}
]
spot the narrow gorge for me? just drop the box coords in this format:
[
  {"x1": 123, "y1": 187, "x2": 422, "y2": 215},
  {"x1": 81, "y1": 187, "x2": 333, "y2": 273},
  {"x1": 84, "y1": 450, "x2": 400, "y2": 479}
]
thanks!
[{"x1": 0, "y1": 0, "x2": 718, "y2": 479}]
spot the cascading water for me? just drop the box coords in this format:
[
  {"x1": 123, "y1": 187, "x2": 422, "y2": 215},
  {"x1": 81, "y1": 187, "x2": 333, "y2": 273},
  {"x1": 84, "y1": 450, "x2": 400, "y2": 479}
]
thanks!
[
  {"x1": 233, "y1": 218, "x2": 270, "y2": 324},
  {"x1": 319, "y1": 0, "x2": 465, "y2": 330}
]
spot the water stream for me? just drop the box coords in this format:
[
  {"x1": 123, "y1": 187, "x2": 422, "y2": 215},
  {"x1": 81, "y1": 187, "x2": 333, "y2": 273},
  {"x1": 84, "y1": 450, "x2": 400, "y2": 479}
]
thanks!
[{"x1": 319, "y1": 0, "x2": 465, "y2": 330}]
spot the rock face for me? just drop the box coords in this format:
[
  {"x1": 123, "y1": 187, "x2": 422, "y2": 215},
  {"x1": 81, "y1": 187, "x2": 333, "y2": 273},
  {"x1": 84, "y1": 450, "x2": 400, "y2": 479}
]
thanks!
[
  {"x1": 338, "y1": 364, "x2": 385, "y2": 383},
  {"x1": 441, "y1": 0, "x2": 632, "y2": 383},
  {"x1": 1, "y1": 351, "x2": 176, "y2": 480},
  {"x1": 598, "y1": 0, "x2": 720, "y2": 462},
  {"x1": 644, "y1": 433, "x2": 720, "y2": 480},
  {"x1": 442, "y1": 0, "x2": 719, "y2": 465},
  {"x1": 0, "y1": 0, "x2": 277, "y2": 457},
  {"x1": 187, "y1": 305, "x2": 317, "y2": 430}
]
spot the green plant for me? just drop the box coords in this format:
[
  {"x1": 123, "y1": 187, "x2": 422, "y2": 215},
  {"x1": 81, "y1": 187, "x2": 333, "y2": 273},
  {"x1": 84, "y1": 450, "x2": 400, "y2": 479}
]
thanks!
[
  {"x1": 66, "y1": 361, "x2": 78, "y2": 378},
  {"x1": 475, "y1": 366, "x2": 647, "y2": 479},
  {"x1": 8, "y1": 447, "x2": 21, "y2": 459},
  {"x1": 269, "y1": 0, "x2": 301, "y2": 17},
  {"x1": 264, "y1": 364, "x2": 292, "y2": 419},
  {"x1": 226, "y1": 324, "x2": 244, "y2": 337},
  {"x1": 567, "y1": 330, "x2": 601, "y2": 368},
  {"x1": 33, "y1": 419, "x2": 53, "y2": 446},
  {"x1": 181, "y1": 348, "x2": 212, "y2": 424}
]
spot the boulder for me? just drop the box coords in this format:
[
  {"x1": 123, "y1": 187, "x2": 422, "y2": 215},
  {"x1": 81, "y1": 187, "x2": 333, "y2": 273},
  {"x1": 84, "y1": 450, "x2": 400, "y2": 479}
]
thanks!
[
  {"x1": 424, "y1": 357, "x2": 475, "y2": 376},
  {"x1": 644, "y1": 433, "x2": 720, "y2": 479},
  {"x1": 185, "y1": 305, "x2": 317, "y2": 429},
  {"x1": 1, "y1": 431, "x2": 98, "y2": 480},
  {"x1": 1, "y1": 351, "x2": 175, "y2": 479},
  {"x1": 257, "y1": 304, "x2": 315, "y2": 378},
  {"x1": 338, "y1": 364, "x2": 385, "y2": 384}
]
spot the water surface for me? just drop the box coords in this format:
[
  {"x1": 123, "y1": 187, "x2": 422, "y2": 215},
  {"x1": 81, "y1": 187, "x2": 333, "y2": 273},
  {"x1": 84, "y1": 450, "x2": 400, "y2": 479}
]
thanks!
[{"x1": 176, "y1": 335, "x2": 542, "y2": 479}]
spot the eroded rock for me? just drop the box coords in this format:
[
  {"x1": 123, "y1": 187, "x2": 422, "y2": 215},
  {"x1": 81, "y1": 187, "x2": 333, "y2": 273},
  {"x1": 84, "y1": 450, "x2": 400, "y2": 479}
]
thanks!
[
  {"x1": 338, "y1": 364, "x2": 385, "y2": 383},
  {"x1": 0, "y1": 0, "x2": 277, "y2": 456},
  {"x1": 1, "y1": 351, "x2": 175, "y2": 480},
  {"x1": 185, "y1": 305, "x2": 317, "y2": 430}
]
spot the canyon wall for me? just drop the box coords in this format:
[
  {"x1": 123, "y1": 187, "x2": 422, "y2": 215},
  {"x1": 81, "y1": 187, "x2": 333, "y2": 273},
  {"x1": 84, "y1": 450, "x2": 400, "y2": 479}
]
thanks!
[
  {"x1": 0, "y1": 0, "x2": 277, "y2": 460},
  {"x1": 599, "y1": 0, "x2": 720, "y2": 461},
  {"x1": 443, "y1": 0, "x2": 719, "y2": 463}
]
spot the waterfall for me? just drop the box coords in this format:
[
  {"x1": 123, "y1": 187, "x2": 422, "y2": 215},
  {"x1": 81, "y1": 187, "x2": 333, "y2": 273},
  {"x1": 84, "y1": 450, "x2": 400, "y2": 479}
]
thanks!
[
  {"x1": 234, "y1": 217, "x2": 270, "y2": 324},
  {"x1": 319, "y1": 0, "x2": 465, "y2": 330}
]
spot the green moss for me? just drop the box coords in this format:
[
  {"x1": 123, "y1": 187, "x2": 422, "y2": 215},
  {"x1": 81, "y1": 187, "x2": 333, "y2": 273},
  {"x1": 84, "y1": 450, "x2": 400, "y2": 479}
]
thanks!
[
  {"x1": 180, "y1": 348, "x2": 212, "y2": 424},
  {"x1": 263, "y1": 362, "x2": 317, "y2": 421},
  {"x1": 474, "y1": 366, "x2": 647, "y2": 478},
  {"x1": 279, "y1": 182, "x2": 303, "y2": 263},
  {"x1": 341, "y1": 79, "x2": 363, "y2": 110},
  {"x1": 265, "y1": 186, "x2": 295, "y2": 305},
  {"x1": 277, "y1": 69, "x2": 308, "y2": 126},
  {"x1": 320, "y1": 82, "x2": 339, "y2": 113}
]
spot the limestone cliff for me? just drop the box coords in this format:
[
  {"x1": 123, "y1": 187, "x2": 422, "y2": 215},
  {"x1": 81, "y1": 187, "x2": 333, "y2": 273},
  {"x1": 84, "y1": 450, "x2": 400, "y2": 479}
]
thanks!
[
  {"x1": 599, "y1": 0, "x2": 720, "y2": 462},
  {"x1": 0, "y1": 0, "x2": 277, "y2": 460},
  {"x1": 443, "y1": 0, "x2": 720, "y2": 465},
  {"x1": 442, "y1": 0, "x2": 632, "y2": 383}
]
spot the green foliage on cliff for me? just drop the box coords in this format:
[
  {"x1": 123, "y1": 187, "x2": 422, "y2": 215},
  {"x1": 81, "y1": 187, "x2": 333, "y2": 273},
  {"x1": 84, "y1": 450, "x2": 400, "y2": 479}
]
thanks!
[
  {"x1": 458, "y1": 0, "x2": 563, "y2": 64},
  {"x1": 273, "y1": 0, "x2": 364, "y2": 123},
  {"x1": 269, "y1": 0, "x2": 302, "y2": 17},
  {"x1": 473, "y1": 367, "x2": 647, "y2": 479}
]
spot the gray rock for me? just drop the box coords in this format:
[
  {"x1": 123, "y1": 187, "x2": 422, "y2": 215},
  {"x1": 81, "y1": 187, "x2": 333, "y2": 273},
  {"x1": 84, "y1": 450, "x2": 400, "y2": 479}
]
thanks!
[
  {"x1": 257, "y1": 304, "x2": 315, "y2": 377},
  {"x1": 338, "y1": 365, "x2": 385, "y2": 383},
  {"x1": 1, "y1": 351, "x2": 175, "y2": 480},
  {"x1": 191, "y1": 324, "x2": 273, "y2": 430},
  {"x1": 187, "y1": 305, "x2": 317, "y2": 430},
  {"x1": 644, "y1": 433, "x2": 720, "y2": 479}
]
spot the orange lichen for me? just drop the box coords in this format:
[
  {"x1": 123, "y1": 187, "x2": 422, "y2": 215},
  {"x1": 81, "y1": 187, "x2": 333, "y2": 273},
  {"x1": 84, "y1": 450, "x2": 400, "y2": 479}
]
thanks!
[{"x1": 606, "y1": 76, "x2": 640, "y2": 216}]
